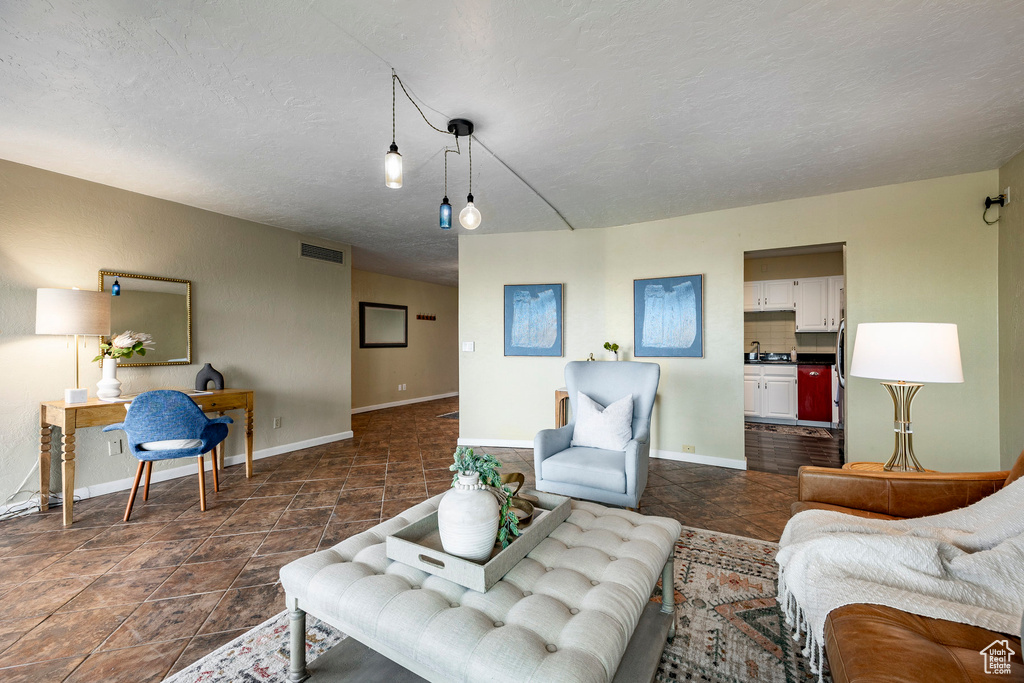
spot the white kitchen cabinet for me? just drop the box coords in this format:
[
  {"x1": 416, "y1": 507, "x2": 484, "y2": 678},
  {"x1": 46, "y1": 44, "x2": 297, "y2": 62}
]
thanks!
[
  {"x1": 827, "y1": 275, "x2": 844, "y2": 331},
  {"x1": 743, "y1": 282, "x2": 762, "y2": 312},
  {"x1": 763, "y1": 279, "x2": 795, "y2": 311},
  {"x1": 743, "y1": 367, "x2": 762, "y2": 416},
  {"x1": 744, "y1": 279, "x2": 795, "y2": 312},
  {"x1": 744, "y1": 365, "x2": 797, "y2": 420},
  {"x1": 795, "y1": 277, "x2": 829, "y2": 332}
]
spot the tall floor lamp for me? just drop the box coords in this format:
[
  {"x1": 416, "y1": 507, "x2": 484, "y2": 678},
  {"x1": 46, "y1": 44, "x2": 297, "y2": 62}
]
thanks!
[
  {"x1": 850, "y1": 322, "x2": 963, "y2": 471},
  {"x1": 36, "y1": 288, "x2": 111, "y2": 404}
]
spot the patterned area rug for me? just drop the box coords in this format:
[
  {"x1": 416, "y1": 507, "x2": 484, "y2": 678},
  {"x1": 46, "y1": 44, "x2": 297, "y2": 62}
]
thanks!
[
  {"x1": 165, "y1": 527, "x2": 827, "y2": 683},
  {"x1": 745, "y1": 422, "x2": 833, "y2": 439}
]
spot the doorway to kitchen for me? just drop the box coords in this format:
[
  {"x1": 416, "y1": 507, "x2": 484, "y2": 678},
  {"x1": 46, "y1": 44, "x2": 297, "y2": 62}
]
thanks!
[{"x1": 743, "y1": 243, "x2": 846, "y2": 474}]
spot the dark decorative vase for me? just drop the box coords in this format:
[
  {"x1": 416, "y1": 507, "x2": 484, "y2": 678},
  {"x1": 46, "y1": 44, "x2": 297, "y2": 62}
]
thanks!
[{"x1": 195, "y1": 363, "x2": 225, "y2": 391}]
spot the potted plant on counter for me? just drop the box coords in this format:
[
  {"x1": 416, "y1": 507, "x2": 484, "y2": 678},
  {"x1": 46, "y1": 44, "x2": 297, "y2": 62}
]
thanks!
[
  {"x1": 603, "y1": 341, "x2": 620, "y2": 360},
  {"x1": 437, "y1": 447, "x2": 521, "y2": 561}
]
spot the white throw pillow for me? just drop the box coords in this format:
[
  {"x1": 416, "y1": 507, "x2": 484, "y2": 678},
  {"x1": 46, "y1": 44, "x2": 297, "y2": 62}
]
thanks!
[{"x1": 571, "y1": 391, "x2": 634, "y2": 451}]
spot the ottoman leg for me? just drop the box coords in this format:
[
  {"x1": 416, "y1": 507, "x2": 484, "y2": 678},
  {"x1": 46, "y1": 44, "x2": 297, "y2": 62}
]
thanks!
[
  {"x1": 660, "y1": 559, "x2": 675, "y2": 640},
  {"x1": 289, "y1": 603, "x2": 309, "y2": 682}
]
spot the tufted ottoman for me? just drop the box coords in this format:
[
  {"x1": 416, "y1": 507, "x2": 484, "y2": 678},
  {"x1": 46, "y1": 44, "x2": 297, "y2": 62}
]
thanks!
[{"x1": 280, "y1": 496, "x2": 682, "y2": 683}]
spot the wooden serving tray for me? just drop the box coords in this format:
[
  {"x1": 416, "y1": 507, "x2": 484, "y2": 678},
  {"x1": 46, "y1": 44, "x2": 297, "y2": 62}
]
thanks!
[{"x1": 385, "y1": 489, "x2": 571, "y2": 592}]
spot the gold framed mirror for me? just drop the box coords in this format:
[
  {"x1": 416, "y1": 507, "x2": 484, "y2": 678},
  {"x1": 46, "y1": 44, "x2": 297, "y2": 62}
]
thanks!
[{"x1": 98, "y1": 270, "x2": 192, "y2": 366}]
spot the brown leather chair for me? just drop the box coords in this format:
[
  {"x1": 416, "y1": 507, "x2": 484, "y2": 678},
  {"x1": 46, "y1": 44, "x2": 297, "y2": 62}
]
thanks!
[{"x1": 791, "y1": 451, "x2": 1024, "y2": 683}]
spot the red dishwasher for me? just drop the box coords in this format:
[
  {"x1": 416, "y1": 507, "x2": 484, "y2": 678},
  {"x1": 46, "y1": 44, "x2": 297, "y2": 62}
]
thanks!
[{"x1": 798, "y1": 365, "x2": 832, "y2": 422}]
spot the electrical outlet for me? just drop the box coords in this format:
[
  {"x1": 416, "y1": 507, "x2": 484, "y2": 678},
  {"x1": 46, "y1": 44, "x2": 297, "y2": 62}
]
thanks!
[
  {"x1": 681, "y1": 444, "x2": 696, "y2": 454},
  {"x1": 272, "y1": 417, "x2": 282, "y2": 429},
  {"x1": 402, "y1": 384, "x2": 407, "y2": 391},
  {"x1": 1004, "y1": 187, "x2": 1012, "y2": 206},
  {"x1": 462, "y1": 341, "x2": 475, "y2": 352},
  {"x1": 108, "y1": 438, "x2": 123, "y2": 456}
]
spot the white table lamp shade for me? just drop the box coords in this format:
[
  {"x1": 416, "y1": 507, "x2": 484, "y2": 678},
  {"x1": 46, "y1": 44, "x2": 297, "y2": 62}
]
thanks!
[
  {"x1": 850, "y1": 322, "x2": 963, "y2": 383},
  {"x1": 35, "y1": 288, "x2": 110, "y2": 336}
]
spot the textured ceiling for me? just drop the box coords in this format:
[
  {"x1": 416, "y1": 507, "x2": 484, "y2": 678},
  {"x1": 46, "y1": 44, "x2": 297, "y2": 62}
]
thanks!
[{"x1": 2, "y1": 1, "x2": 1024, "y2": 286}]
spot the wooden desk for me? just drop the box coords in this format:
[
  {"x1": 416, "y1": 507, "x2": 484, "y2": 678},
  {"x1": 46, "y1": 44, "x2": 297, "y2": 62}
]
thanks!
[
  {"x1": 555, "y1": 388, "x2": 569, "y2": 428},
  {"x1": 40, "y1": 389, "x2": 254, "y2": 527}
]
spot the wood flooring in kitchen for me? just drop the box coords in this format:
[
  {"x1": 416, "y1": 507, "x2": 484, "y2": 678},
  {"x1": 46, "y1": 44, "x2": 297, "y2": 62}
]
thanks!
[{"x1": 0, "y1": 397, "x2": 802, "y2": 682}]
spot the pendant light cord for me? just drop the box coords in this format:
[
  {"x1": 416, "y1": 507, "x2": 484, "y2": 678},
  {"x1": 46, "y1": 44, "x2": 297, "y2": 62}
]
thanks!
[
  {"x1": 391, "y1": 70, "x2": 396, "y2": 145},
  {"x1": 393, "y1": 71, "x2": 452, "y2": 136},
  {"x1": 468, "y1": 135, "x2": 472, "y2": 194}
]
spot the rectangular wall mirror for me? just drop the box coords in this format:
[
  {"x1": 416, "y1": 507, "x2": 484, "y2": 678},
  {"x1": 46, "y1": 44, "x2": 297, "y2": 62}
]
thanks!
[
  {"x1": 98, "y1": 270, "x2": 192, "y2": 366},
  {"x1": 359, "y1": 302, "x2": 408, "y2": 348}
]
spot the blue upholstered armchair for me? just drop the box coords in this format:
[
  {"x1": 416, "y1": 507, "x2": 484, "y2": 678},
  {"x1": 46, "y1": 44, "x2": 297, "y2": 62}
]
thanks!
[
  {"x1": 534, "y1": 361, "x2": 660, "y2": 509},
  {"x1": 103, "y1": 390, "x2": 233, "y2": 521}
]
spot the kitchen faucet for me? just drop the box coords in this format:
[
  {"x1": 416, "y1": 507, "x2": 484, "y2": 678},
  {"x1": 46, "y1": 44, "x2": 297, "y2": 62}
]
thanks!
[{"x1": 750, "y1": 341, "x2": 760, "y2": 359}]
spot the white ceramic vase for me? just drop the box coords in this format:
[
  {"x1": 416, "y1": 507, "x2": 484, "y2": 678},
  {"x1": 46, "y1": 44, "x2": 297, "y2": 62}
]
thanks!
[
  {"x1": 608, "y1": 351, "x2": 619, "y2": 361},
  {"x1": 437, "y1": 471, "x2": 500, "y2": 561},
  {"x1": 96, "y1": 358, "x2": 122, "y2": 401}
]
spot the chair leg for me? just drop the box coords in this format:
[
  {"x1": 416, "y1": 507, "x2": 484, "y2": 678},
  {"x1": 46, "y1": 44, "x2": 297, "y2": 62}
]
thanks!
[
  {"x1": 124, "y1": 461, "x2": 145, "y2": 522},
  {"x1": 143, "y1": 461, "x2": 153, "y2": 501},
  {"x1": 197, "y1": 455, "x2": 207, "y2": 512},
  {"x1": 209, "y1": 450, "x2": 220, "y2": 492}
]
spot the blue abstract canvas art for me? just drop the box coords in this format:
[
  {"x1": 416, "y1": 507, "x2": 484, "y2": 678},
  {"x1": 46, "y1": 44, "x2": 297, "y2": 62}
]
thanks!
[
  {"x1": 633, "y1": 275, "x2": 703, "y2": 357},
  {"x1": 504, "y1": 284, "x2": 563, "y2": 357}
]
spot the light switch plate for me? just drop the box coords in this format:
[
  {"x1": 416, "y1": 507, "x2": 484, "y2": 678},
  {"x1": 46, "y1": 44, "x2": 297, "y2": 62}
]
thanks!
[{"x1": 462, "y1": 341, "x2": 475, "y2": 352}]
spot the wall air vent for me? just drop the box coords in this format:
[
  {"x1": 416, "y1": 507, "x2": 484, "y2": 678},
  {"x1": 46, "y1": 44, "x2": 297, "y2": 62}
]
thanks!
[{"x1": 299, "y1": 242, "x2": 345, "y2": 265}]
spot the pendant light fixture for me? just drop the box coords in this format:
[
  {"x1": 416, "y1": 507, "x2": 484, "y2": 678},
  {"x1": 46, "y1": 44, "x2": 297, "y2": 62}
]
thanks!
[
  {"x1": 439, "y1": 196, "x2": 452, "y2": 230},
  {"x1": 111, "y1": 278, "x2": 121, "y2": 296},
  {"x1": 384, "y1": 71, "x2": 402, "y2": 188},
  {"x1": 384, "y1": 72, "x2": 486, "y2": 229},
  {"x1": 459, "y1": 134, "x2": 481, "y2": 230}
]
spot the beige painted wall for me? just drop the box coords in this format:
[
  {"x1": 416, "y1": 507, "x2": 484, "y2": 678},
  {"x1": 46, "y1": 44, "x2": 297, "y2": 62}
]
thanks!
[
  {"x1": 743, "y1": 252, "x2": 844, "y2": 281},
  {"x1": 999, "y1": 150, "x2": 1024, "y2": 469},
  {"x1": 351, "y1": 269, "x2": 458, "y2": 410},
  {"x1": 459, "y1": 171, "x2": 1000, "y2": 472},
  {"x1": 0, "y1": 159, "x2": 352, "y2": 505}
]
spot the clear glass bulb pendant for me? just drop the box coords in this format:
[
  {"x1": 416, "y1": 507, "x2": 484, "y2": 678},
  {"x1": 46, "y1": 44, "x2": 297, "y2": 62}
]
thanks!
[
  {"x1": 440, "y1": 196, "x2": 452, "y2": 230},
  {"x1": 385, "y1": 143, "x2": 402, "y2": 188},
  {"x1": 459, "y1": 193, "x2": 481, "y2": 230}
]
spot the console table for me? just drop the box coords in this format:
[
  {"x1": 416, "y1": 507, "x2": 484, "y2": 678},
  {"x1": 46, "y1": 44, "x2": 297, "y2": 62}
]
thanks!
[{"x1": 39, "y1": 389, "x2": 254, "y2": 527}]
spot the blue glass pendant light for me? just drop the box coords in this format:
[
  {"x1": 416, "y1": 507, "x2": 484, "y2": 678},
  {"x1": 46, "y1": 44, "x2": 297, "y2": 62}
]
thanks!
[
  {"x1": 111, "y1": 278, "x2": 121, "y2": 296},
  {"x1": 440, "y1": 196, "x2": 452, "y2": 229}
]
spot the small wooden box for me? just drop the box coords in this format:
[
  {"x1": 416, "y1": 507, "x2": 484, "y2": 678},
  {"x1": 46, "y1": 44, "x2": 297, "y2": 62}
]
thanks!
[{"x1": 385, "y1": 490, "x2": 571, "y2": 592}]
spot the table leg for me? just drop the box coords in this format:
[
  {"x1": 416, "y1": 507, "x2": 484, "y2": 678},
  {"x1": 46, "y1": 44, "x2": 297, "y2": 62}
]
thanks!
[
  {"x1": 660, "y1": 558, "x2": 675, "y2": 639},
  {"x1": 39, "y1": 414, "x2": 52, "y2": 512},
  {"x1": 61, "y1": 423, "x2": 76, "y2": 527},
  {"x1": 244, "y1": 404, "x2": 254, "y2": 478},
  {"x1": 215, "y1": 412, "x2": 225, "y2": 470},
  {"x1": 288, "y1": 603, "x2": 309, "y2": 682}
]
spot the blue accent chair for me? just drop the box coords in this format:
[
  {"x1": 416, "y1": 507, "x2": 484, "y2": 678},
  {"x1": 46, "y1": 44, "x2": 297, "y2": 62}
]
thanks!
[
  {"x1": 534, "y1": 361, "x2": 660, "y2": 509},
  {"x1": 103, "y1": 390, "x2": 233, "y2": 521}
]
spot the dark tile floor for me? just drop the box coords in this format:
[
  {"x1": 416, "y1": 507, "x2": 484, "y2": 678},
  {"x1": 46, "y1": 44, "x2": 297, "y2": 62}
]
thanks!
[
  {"x1": 0, "y1": 397, "x2": 802, "y2": 681},
  {"x1": 744, "y1": 424, "x2": 845, "y2": 475}
]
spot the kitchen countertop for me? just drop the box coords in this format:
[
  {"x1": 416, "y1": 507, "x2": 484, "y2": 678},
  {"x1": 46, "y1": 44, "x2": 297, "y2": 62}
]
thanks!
[{"x1": 744, "y1": 353, "x2": 836, "y2": 365}]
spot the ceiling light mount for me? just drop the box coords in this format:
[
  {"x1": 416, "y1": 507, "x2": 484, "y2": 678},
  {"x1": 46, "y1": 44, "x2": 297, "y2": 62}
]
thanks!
[{"x1": 446, "y1": 119, "x2": 474, "y2": 138}]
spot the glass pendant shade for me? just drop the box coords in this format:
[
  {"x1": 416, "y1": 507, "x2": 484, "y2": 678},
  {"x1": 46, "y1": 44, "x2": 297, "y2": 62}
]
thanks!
[
  {"x1": 440, "y1": 196, "x2": 452, "y2": 230},
  {"x1": 385, "y1": 143, "x2": 403, "y2": 188},
  {"x1": 459, "y1": 193, "x2": 481, "y2": 230},
  {"x1": 111, "y1": 279, "x2": 121, "y2": 296}
]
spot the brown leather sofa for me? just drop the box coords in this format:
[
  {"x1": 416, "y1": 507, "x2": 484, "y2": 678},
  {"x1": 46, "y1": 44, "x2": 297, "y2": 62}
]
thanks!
[{"x1": 792, "y1": 453, "x2": 1024, "y2": 683}]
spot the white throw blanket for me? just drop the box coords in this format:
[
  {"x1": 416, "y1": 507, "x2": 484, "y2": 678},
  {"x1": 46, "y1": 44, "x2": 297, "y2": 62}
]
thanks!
[{"x1": 777, "y1": 477, "x2": 1024, "y2": 680}]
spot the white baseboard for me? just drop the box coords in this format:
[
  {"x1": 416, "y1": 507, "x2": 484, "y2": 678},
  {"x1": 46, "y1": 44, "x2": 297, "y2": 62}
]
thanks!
[
  {"x1": 69, "y1": 430, "x2": 354, "y2": 502},
  {"x1": 650, "y1": 449, "x2": 747, "y2": 470},
  {"x1": 352, "y1": 392, "x2": 459, "y2": 414},
  {"x1": 457, "y1": 438, "x2": 534, "y2": 449}
]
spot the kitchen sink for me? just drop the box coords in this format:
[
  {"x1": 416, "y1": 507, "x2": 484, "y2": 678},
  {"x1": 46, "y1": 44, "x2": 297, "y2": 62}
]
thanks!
[{"x1": 744, "y1": 352, "x2": 795, "y2": 363}]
